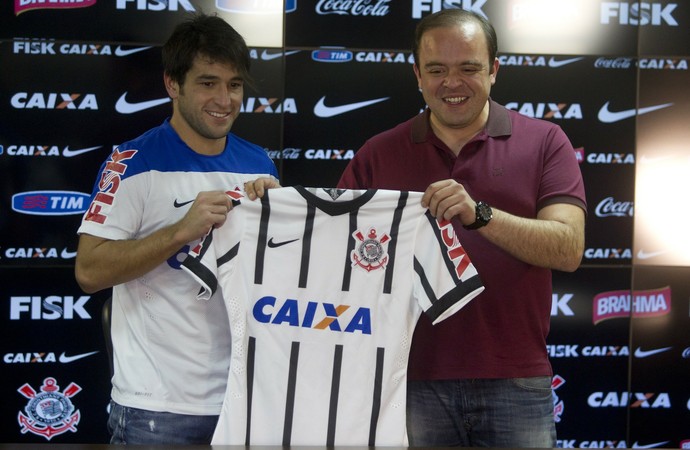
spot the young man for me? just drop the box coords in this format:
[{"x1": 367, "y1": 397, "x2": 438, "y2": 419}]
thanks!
[
  {"x1": 75, "y1": 14, "x2": 279, "y2": 444},
  {"x1": 338, "y1": 9, "x2": 586, "y2": 448}
]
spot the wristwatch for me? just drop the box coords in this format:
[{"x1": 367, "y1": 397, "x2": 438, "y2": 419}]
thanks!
[{"x1": 463, "y1": 201, "x2": 492, "y2": 230}]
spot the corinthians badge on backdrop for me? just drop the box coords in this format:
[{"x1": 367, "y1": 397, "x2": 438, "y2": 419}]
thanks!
[
  {"x1": 17, "y1": 377, "x2": 82, "y2": 440},
  {"x1": 351, "y1": 227, "x2": 391, "y2": 272}
]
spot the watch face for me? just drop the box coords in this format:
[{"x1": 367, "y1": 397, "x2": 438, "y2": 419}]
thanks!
[{"x1": 477, "y1": 202, "x2": 492, "y2": 222}]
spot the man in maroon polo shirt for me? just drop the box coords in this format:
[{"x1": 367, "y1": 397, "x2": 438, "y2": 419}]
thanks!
[{"x1": 337, "y1": 8, "x2": 586, "y2": 448}]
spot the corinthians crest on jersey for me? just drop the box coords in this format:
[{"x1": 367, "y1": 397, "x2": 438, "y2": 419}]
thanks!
[
  {"x1": 17, "y1": 377, "x2": 81, "y2": 440},
  {"x1": 351, "y1": 227, "x2": 390, "y2": 271}
]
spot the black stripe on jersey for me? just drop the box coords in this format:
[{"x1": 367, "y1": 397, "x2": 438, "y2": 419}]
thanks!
[
  {"x1": 245, "y1": 336, "x2": 256, "y2": 446},
  {"x1": 368, "y1": 347, "x2": 385, "y2": 446},
  {"x1": 181, "y1": 255, "x2": 218, "y2": 296},
  {"x1": 383, "y1": 191, "x2": 407, "y2": 294},
  {"x1": 255, "y1": 195, "x2": 271, "y2": 284},
  {"x1": 424, "y1": 210, "x2": 463, "y2": 285},
  {"x1": 217, "y1": 242, "x2": 239, "y2": 267},
  {"x1": 326, "y1": 344, "x2": 344, "y2": 446},
  {"x1": 341, "y1": 210, "x2": 357, "y2": 292},
  {"x1": 282, "y1": 341, "x2": 300, "y2": 446},
  {"x1": 298, "y1": 204, "x2": 316, "y2": 288}
]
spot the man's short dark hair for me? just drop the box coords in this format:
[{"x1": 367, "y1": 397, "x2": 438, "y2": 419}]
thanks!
[
  {"x1": 162, "y1": 13, "x2": 252, "y2": 86},
  {"x1": 413, "y1": 8, "x2": 498, "y2": 71}
]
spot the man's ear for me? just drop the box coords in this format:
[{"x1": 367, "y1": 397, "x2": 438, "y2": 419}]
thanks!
[{"x1": 163, "y1": 73, "x2": 179, "y2": 99}]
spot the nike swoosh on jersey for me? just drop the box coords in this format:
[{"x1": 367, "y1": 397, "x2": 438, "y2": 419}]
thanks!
[
  {"x1": 173, "y1": 199, "x2": 195, "y2": 208},
  {"x1": 636, "y1": 249, "x2": 667, "y2": 260},
  {"x1": 62, "y1": 145, "x2": 102, "y2": 157},
  {"x1": 267, "y1": 237, "x2": 299, "y2": 248},
  {"x1": 597, "y1": 101, "x2": 673, "y2": 123},
  {"x1": 115, "y1": 45, "x2": 153, "y2": 57},
  {"x1": 634, "y1": 347, "x2": 672, "y2": 358},
  {"x1": 261, "y1": 49, "x2": 300, "y2": 61},
  {"x1": 313, "y1": 96, "x2": 389, "y2": 118},
  {"x1": 548, "y1": 56, "x2": 584, "y2": 68},
  {"x1": 116, "y1": 92, "x2": 170, "y2": 114},
  {"x1": 60, "y1": 249, "x2": 77, "y2": 259},
  {"x1": 59, "y1": 351, "x2": 99, "y2": 363}
]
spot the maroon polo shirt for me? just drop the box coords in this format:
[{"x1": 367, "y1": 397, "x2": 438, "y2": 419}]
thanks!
[{"x1": 338, "y1": 99, "x2": 586, "y2": 379}]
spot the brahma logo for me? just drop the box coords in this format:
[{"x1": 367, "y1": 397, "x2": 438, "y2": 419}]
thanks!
[
  {"x1": 592, "y1": 286, "x2": 671, "y2": 324},
  {"x1": 17, "y1": 377, "x2": 82, "y2": 440},
  {"x1": 12, "y1": 191, "x2": 89, "y2": 216},
  {"x1": 15, "y1": 0, "x2": 96, "y2": 15},
  {"x1": 253, "y1": 297, "x2": 372, "y2": 334},
  {"x1": 504, "y1": 102, "x2": 583, "y2": 119}
]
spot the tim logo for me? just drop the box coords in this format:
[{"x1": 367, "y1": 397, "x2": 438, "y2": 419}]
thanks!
[
  {"x1": 253, "y1": 297, "x2": 372, "y2": 334},
  {"x1": 12, "y1": 191, "x2": 89, "y2": 216},
  {"x1": 312, "y1": 49, "x2": 353, "y2": 63},
  {"x1": 17, "y1": 377, "x2": 81, "y2": 440}
]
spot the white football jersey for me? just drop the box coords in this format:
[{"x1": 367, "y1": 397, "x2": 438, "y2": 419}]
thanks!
[{"x1": 182, "y1": 187, "x2": 483, "y2": 446}]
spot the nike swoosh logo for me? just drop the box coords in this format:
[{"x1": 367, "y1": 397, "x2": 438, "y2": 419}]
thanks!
[
  {"x1": 116, "y1": 92, "x2": 170, "y2": 114},
  {"x1": 639, "y1": 155, "x2": 674, "y2": 164},
  {"x1": 314, "y1": 96, "x2": 389, "y2": 118},
  {"x1": 634, "y1": 347, "x2": 672, "y2": 358},
  {"x1": 597, "y1": 101, "x2": 673, "y2": 123},
  {"x1": 59, "y1": 351, "x2": 99, "y2": 363},
  {"x1": 632, "y1": 441, "x2": 669, "y2": 448},
  {"x1": 636, "y1": 249, "x2": 667, "y2": 260},
  {"x1": 62, "y1": 145, "x2": 102, "y2": 157},
  {"x1": 173, "y1": 199, "x2": 194, "y2": 208},
  {"x1": 60, "y1": 249, "x2": 77, "y2": 259},
  {"x1": 261, "y1": 49, "x2": 300, "y2": 61},
  {"x1": 115, "y1": 45, "x2": 153, "y2": 57},
  {"x1": 548, "y1": 56, "x2": 584, "y2": 68},
  {"x1": 267, "y1": 237, "x2": 299, "y2": 248}
]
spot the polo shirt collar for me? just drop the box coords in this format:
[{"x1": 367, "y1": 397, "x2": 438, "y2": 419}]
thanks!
[{"x1": 411, "y1": 98, "x2": 512, "y2": 144}]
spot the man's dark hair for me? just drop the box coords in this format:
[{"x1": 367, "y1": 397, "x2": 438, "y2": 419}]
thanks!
[
  {"x1": 162, "y1": 13, "x2": 253, "y2": 86},
  {"x1": 413, "y1": 8, "x2": 498, "y2": 71}
]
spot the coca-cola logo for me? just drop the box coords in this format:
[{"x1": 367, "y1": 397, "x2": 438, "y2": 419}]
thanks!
[
  {"x1": 316, "y1": 0, "x2": 390, "y2": 16},
  {"x1": 595, "y1": 197, "x2": 634, "y2": 217},
  {"x1": 594, "y1": 57, "x2": 633, "y2": 69}
]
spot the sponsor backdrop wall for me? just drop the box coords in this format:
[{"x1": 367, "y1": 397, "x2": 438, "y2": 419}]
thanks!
[{"x1": 1, "y1": 0, "x2": 689, "y2": 446}]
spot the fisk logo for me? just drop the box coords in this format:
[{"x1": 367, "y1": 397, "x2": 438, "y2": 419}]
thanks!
[
  {"x1": 11, "y1": 92, "x2": 98, "y2": 110},
  {"x1": 84, "y1": 148, "x2": 137, "y2": 224},
  {"x1": 10, "y1": 296, "x2": 92, "y2": 320},
  {"x1": 253, "y1": 297, "x2": 372, "y2": 334},
  {"x1": 437, "y1": 218, "x2": 472, "y2": 278},
  {"x1": 412, "y1": 0, "x2": 487, "y2": 19},
  {"x1": 12, "y1": 191, "x2": 89, "y2": 216},
  {"x1": 601, "y1": 2, "x2": 678, "y2": 26},
  {"x1": 116, "y1": 0, "x2": 195, "y2": 11}
]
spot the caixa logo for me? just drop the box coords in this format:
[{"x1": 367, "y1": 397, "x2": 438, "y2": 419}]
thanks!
[
  {"x1": 253, "y1": 296, "x2": 372, "y2": 334},
  {"x1": 12, "y1": 191, "x2": 89, "y2": 215}
]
